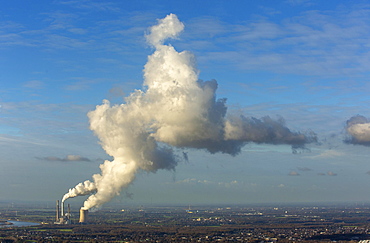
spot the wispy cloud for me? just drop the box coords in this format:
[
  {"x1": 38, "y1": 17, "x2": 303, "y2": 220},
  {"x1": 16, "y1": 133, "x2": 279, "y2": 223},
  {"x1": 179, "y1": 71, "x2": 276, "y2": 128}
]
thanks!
[
  {"x1": 36, "y1": 155, "x2": 92, "y2": 162},
  {"x1": 298, "y1": 167, "x2": 312, "y2": 171},
  {"x1": 42, "y1": 12, "x2": 78, "y2": 30},
  {"x1": 0, "y1": 101, "x2": 92, "y2": 143},
  {"x1": 317, "y1": 171, "x2": 338, "y2": 176},
  {"x1": 184, "y1": 16, "x2": 228, "y2": 40},
  {"x1": 56, "y1": 0, "x2": 120, "y2": 12},
  {"x1": 327, "y1": 171, "x2": 337, "y2": 176},
  {"x1": 64, "y1": 79, "x2": 93, "y2": 91},
  {"x1": 307, "y1": 150, "x2": 344, "y2": 159},
  {"x1": 0, "y1": 135, "x2": 48, "y2": 147},
  {"x1": 0, "y1": 8, "x2": 150, "y2": 54},
  {"x1": 185, "y1": 5, "x2": 370, "y2": 77},
  {"x1": 22, "y1": 80, "x2": 44, "y2": 89},
  {"x1": 288, "y1": 171, "x2": 300, "y2": 176},
  {"x1": 174, "y1": 178, "x2": 239, "y2": 187},
  {"x1": 285, "y1": 0, "x2": 313, "y2": 6}
]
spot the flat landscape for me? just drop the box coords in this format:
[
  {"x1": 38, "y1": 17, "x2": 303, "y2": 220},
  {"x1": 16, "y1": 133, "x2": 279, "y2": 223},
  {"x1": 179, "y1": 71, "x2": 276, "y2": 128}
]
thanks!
[{"x1": 1, "y1": 203, "x2": 370, "y2": 242}]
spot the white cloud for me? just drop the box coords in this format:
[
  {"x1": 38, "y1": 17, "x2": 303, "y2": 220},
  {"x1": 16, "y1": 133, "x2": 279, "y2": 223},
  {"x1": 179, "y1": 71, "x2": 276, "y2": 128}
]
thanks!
[
  {"x1": 0, "y1": 135, "x2": 47, "y2": 147},
  {"x1": 175, "y1": 178, "x2": 239, "y2": 187},
  {"x1": 57, "y1": 0, "x2": 120, "y2": 12},
  {"x1": 285, "y1": 0, "x2": 313, "y2": 6},
  {"x1": 22, "y1": 80, "x2": 44, "y2": 89},
  {"x1": 307, "y1": 150, "x2": 344, "y2": 159},
  {"x1": 187, "y1": 5, "x2": 370, "y2": 77},
  {"x1": 345, "y1": 115, "x2": 370, "y2": 144},
  {"x1": 37, "y1": 154, "x2": 92, "y2": 162},
  {"x1": 327, "y1": 171, "x2": 337, "y2": 176},
  {"x1": 298, "y1": 167, "x2": 312, "y2": 171},
  {"x1": 288, "y1": 171, "x2": 300, "y2": 176}
]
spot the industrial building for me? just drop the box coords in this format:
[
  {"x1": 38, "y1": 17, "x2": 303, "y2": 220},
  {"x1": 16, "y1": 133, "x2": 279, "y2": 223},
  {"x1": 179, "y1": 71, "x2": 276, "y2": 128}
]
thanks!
[
  {"x1": 54, "y1": 200, "x2": 71, "y2": 224},
  {"x1": 54, "y1": 200, "x2": 88, "y2": 224}
]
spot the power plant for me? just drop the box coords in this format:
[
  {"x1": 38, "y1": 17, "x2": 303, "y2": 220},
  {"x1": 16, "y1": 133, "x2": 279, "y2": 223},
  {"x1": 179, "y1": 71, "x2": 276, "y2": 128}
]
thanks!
[
  {"x1": 54, "y1": 200, "x2": 71, "y2": 224},
  {"x1": 54, "y1": 199, "x2": 88, "y2": 224}
]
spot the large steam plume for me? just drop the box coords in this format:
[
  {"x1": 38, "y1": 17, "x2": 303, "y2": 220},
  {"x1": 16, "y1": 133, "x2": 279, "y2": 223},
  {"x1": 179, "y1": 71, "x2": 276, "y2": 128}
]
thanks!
[
  {"x1": 62, "y1": 14, "x2": 316, "y2": 210},
  {"x1": 62, "y1": 180, "x2": 96, "y2": 203},
  {"x1": 345, "y1": 115, "x2": 370, "y2": 145}
]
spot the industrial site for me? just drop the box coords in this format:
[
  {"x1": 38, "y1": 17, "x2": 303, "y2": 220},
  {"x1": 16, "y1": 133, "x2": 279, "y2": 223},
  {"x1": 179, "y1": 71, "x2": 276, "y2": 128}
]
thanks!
[
  {"x1": 54, "y1": 200, "x2": 88, "y2": 225},
  {"x1": 2, "y1": 202, "x2": 370, "y2": 242}
]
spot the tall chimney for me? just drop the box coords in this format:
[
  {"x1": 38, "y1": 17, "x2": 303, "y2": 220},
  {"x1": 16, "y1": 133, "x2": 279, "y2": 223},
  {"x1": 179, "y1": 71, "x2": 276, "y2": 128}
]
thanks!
[
  {"x1": 68, "y1": 204, "x2": 71, "y2": 220},
  {"x1": 56, "y1": 200, "x2": 60, "y2": 222},
  {"x1": 61, "y1": 201, "x2": 64, "y2": 218},
  {"x1": 79, "y1": 208, "x2": 88, "y2": 223}
]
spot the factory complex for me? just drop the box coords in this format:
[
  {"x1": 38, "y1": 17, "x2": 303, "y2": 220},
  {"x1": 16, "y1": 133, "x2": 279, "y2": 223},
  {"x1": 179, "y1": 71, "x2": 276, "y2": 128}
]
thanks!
[{"x1": 54, "y1": 200, "x2": 87, "y2": 224}]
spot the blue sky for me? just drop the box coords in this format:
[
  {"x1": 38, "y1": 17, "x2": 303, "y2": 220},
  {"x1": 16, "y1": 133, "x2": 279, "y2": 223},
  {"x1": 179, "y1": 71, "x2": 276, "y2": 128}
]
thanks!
[{"x1": 2, "y1": 0, "x2": 370, "y2": 206}]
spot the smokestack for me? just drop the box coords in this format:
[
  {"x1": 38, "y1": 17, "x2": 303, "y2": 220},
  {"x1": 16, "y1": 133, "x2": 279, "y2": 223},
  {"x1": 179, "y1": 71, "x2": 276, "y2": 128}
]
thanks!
[
  {"x1": 61, "y1": 201, "x2": 64, "y2": 218},
  {"x1": 79, "y1": 208, "x2": 88, "y2": 223},
  {"x1": 56, "y1": 200, "x2": 60, "y2": 222},
  {"x1": 68, "y1": 204, "x2": 71, "y2": 220}
]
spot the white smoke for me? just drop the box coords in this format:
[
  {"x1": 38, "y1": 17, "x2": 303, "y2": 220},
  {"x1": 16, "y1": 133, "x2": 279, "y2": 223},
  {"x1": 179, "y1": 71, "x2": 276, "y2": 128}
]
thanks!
[
  {"x1": 345, "y1": 115, "x2": 370, "y2": 145},
  {"x1": 62, "y1": 180, "x2": 96, "y2": 203},
  {"x1": 62, "y1": 14, "x2": 316, "y2": 210}
]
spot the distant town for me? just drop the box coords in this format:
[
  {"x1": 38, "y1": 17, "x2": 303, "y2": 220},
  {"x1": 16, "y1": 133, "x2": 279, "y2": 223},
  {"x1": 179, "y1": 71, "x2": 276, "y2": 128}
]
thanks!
[{"x1": 2, "y1": 202, "x2": 370, "y2": 242}]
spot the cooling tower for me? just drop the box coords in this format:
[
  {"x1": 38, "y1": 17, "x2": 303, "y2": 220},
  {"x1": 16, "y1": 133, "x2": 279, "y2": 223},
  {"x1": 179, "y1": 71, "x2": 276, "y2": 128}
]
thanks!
[{"x1": 79, "y1": 208, "x2": 88, "y2": 223}]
